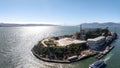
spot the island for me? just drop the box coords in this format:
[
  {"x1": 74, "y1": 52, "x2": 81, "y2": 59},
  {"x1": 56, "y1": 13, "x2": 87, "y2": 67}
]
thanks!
[{"x1": 31, "y1": 25, "x2": 117, "y2": 63}]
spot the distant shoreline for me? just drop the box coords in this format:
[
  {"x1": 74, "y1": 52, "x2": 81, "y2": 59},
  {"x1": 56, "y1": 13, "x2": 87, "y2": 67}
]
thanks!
[
  {"x1": 0, "y1": 23, "x2": 58, "y2": 27},
  {"x1": 0, "y1": 22, "x2": 120, "y2": 27}
]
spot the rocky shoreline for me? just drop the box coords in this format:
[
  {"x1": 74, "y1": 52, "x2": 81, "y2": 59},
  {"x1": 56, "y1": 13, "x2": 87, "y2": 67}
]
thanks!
[{"x1": 31, "y1": 49, "x2": 97, "y2": 63}]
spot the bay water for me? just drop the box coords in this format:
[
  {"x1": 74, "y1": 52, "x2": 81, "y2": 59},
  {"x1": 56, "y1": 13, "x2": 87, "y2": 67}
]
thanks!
[{"x1": 0, "y1": 26, "x2": 119, "y2": 68}]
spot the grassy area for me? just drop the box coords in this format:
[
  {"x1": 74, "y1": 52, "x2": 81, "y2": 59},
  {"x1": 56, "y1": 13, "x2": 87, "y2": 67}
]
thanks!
[
  {"x1": 33, "y1": 41, "x2": 88, "y2": 60},
  {"x1": 44, "y1": 40, "x2": 56, "y2": 46}
]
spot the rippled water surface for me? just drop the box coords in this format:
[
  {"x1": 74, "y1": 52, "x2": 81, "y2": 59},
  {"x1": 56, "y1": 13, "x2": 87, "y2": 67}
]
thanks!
[{"x1": 0, "y1": 26, "x2": 120, "y2": 68}]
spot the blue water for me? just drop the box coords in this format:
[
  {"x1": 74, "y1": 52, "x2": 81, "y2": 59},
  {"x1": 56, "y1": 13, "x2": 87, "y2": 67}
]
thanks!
[{"x1": 0, "y1": 26, "x2": 119, "y2": 68}]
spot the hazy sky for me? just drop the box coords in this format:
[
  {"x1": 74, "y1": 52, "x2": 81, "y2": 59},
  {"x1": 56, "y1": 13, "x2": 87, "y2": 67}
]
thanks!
[{"x1": 0, "y1": 0, "x2": 120, "y2": 25}]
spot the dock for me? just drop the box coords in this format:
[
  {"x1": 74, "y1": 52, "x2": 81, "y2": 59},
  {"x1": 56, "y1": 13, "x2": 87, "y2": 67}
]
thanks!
[{"x1": 95, "y1": 46, "x2": 114, "y2": 59}]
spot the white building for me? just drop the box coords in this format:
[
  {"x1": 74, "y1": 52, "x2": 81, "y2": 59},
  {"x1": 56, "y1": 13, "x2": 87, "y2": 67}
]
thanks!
[{"x1": 87, "y1": 36, "x2": 106, "y2": 49}]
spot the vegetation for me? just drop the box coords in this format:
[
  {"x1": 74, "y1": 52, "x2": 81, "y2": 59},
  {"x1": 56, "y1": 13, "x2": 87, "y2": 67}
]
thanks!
[
  {"x1": 37, "y1": 41, "x2": 44, "y2": 46},
  {"x1": 33, "y1": 42, "x2": 88, "y2": 60},
  {"x1": 101, "y1": 28, "x2": 110, "y2": 36},
  {"x1": 72, "y1": 32, "x2": 81, "y2": 39},
  {"x1": 85, "y1": 28, "x2": 108, "y2": 39},
  {"x1": 44, "y1": 40, "x2": 56, "y2": 46}
]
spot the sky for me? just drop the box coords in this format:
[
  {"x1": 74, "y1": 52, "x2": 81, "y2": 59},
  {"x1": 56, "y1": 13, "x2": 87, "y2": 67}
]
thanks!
[{"x1": 0, "y1": 0, "x2": 120, "y2": 25}]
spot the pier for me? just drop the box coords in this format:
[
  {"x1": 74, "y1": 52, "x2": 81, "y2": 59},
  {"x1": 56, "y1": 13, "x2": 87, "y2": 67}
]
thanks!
[{"x1": 95, "y1": 46, "x2": 114, "y2": 59}]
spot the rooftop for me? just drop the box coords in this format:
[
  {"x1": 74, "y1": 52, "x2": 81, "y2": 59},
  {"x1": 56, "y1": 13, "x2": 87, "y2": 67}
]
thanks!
[{"x1": 87, "y1": 36, "x2": 105, "y2": 41}]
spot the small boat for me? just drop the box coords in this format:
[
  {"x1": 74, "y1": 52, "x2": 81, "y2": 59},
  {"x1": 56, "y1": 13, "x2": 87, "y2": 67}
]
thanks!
[{"x1": 89, "y1": 60, "x2": 106, "y2": 68}]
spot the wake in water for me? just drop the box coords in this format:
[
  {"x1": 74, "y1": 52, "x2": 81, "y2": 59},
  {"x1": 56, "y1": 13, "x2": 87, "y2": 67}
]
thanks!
[
  {"x1": 104, "y1": 53, "x2": 113, "y2": 62},
  {"x1": 57, "y1": 64, "x2": 75, "y2": 68}
]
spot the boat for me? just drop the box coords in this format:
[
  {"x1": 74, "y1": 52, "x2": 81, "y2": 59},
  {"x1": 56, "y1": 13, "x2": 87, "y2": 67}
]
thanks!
[{"x1": 89, "y1": 60, "x2": 106, "y2": 68}]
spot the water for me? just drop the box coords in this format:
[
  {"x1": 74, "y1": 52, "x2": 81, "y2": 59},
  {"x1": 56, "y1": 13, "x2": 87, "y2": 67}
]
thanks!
[{"x1": 0, "y1": 26, "x2": 119, "y2": 68}]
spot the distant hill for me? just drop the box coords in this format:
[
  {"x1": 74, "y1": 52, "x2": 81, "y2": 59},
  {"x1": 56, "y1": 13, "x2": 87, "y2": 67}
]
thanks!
[
  {"x1": 81, "y1": 22, "x2": 120, "y2": 27},
  {"x1": 0, "y1": 23, "x2": 58, "y2": 27}
]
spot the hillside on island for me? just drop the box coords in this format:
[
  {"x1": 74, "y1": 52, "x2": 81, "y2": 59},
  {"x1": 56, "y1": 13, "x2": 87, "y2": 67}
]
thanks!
[{"x1": 32, "y1": 26, "x2": 117, "y2": 63}]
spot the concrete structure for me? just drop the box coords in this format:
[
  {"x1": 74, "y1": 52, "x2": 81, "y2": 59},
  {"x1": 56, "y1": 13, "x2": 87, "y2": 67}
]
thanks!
[
  {"x1": 87, "y1": 36, "x2": 106, "y2": 50},
  {"x1": 111, "y1": 32, "x2": 117, "y2": 39},
  {"x1": 55, "y1": 38, "x2": 86, "y2": 46},
  {"x1": 68, "y1": 56, "x2": 78, "y2": 61},
  {"x1": 106, "y1": 36, "x2": 113, "y2": 42}
]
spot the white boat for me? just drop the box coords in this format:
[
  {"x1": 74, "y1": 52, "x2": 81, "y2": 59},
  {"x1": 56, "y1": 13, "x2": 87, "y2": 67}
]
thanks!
[{"x1": 89, "y1": 60, "x2": 106, "y2": 68}]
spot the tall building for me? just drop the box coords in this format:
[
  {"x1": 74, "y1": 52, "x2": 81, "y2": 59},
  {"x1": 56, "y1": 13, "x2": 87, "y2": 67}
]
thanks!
[{"x1": 87, "y1": 36, "x2": 106, "y2": 50}]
